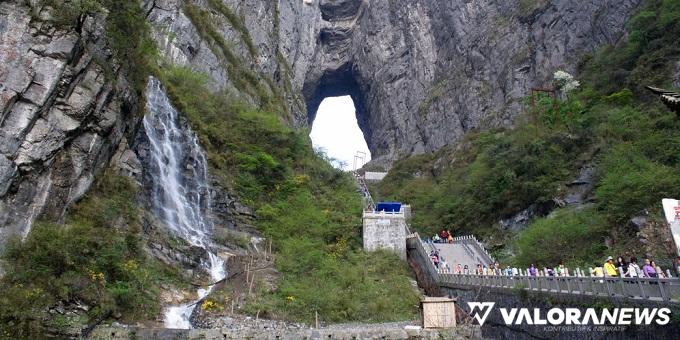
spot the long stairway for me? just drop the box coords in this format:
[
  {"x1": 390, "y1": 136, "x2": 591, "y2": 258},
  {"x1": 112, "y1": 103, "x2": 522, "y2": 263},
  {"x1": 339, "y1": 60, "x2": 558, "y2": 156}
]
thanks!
[
  {"x1": 353, "y1": 171, "x2": 494, "y2": 268},
  {"x1": 353, "y1": 171, "x2": 375, "y2": 210},
  {"x1": 425, "y1": 237, "x2": 495, "y2": 270}
]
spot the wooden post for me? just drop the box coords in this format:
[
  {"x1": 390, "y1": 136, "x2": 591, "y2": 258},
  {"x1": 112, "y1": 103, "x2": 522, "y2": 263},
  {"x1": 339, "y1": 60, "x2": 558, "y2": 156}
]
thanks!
[
  {"x1": 315, "y1": 310, "x2": 319, "y2": 329},
  {"x1": 245, "y1": 263, "x2": 250, "y2": 285},
  {"x1": 231, "y1": 299, "x2": 235, "y2": 314},
  {"x1": 249, "y1": 273, "x2": 255, "y2": 296}
]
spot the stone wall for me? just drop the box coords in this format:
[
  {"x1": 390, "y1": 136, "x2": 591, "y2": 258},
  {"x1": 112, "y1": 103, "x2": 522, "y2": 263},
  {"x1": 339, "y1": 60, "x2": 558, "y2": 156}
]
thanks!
[
  {"x1": 406, "y1": 235, "x2": 441, "y2": 296},
  {"x1": 91, "y1": 323, "x2": 484, "y2": 339}
]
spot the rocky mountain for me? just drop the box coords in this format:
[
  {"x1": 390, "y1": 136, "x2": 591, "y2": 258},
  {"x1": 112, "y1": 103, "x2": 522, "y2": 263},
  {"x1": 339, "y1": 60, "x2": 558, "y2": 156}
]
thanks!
[
  {"x1": 0, "y1": 0, "x2": 643, "y2": 244},
  {"x1": 0, "y1": 2, "x2": 140, "y2": 244}
]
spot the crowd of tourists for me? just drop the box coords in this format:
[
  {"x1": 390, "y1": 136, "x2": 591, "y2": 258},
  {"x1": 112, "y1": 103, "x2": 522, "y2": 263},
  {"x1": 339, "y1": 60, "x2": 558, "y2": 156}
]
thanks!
[
  {"x1": 425, "y1": 229, "x2": 680, "y2": 279},
  {"x1": 590, "y1": 256, "x2": 680, "y2": 279},
  {"x1": 427, "y1": 238, "x2": 680, "y2": 279}
]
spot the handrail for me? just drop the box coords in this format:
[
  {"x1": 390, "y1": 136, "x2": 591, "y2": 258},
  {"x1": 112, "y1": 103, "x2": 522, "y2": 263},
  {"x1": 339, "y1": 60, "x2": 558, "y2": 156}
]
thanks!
[
  {"x1": 407, "y1": 224, "x2": 679, "y2": 303},
  {"x1": 457, "y1": 236, "x2": 494, "y2": 265},
  {"x1": 436, "y1": 272, "x2": 680, "y2": 302}
]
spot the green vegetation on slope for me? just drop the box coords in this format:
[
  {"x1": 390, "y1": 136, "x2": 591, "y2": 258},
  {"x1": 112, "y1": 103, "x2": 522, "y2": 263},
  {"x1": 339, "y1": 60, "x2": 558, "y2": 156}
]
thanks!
[
  {"x1": 161, "y1": 66, "x2": 419, "y2": 323},
  {"x1": 375, "y1": 0, "x2": 680, "y2": 268},
  {"x1": 580, "y1": 0, "x2": 680, "y2": 96},
  {"x1": 0, "y1": 175, "x2": 184, "y2": 338},
  {"x1": 514, "y1": 207, "x2": 608, "y2": 266},
  {"x1": 183, "y1": 4, "x2": 287, "y2": 116},
  {"x1": 206, "y1": 0, "x2": 258, "y2": 57},
  {"x1": 13, "y1": 0, "x2": 415, "y2": 328},
  {"x1": 375, "y1": 114, "x2": 589, "y2": 239}
]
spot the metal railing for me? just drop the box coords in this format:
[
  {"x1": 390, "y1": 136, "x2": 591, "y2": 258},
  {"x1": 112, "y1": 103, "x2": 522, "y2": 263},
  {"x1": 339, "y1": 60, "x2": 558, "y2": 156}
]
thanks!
[
  {"x1": 407, "y1": 226, "x2": 679, "y2": 303},
  {"x1": 461, "y1": 235, "x2": 495, "y2": 265},
  {"x1": 438, "y1": 273, "x2": 680, "y2": 302}
]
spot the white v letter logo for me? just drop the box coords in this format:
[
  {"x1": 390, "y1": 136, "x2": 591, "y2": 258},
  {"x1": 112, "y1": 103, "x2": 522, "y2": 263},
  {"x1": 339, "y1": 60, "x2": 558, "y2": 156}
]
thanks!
[{"x1": 467, "y1": 302, "x2": 495, "y2": 326}]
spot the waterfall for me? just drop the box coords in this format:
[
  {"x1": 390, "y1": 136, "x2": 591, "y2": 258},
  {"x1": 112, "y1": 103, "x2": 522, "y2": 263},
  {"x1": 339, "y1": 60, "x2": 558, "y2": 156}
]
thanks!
[{"x1": 142, "y1": 77, "x2": 226, "y2": 329}]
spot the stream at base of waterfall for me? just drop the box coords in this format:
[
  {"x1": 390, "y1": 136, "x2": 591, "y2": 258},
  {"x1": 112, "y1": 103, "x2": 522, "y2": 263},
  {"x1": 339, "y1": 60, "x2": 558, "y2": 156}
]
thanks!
[{"x1": 142, "y1": 77, "x2": 226, "y2": 329}]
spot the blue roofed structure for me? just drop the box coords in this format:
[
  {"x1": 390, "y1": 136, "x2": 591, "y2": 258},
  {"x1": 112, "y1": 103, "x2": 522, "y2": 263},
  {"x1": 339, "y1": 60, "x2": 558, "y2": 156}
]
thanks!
[{"x1": 375, "y1": 202, "x2": 401, "y2": 213}]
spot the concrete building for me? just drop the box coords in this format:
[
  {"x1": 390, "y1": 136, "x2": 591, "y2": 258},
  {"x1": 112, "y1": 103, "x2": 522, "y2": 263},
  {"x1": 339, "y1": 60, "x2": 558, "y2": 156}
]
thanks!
[
  {"x1": 364, "y1": 172, "x2": 388, "y2": 182},
  {"x1": 362, "y1": 210, "x2": 408, "y2": 260}
]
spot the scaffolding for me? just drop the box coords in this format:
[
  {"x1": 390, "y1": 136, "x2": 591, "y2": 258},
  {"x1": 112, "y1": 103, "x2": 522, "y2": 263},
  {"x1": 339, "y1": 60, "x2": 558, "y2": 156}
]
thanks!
[{"x1": 352, "y1": 151, "x2": 366, "y2": 171}]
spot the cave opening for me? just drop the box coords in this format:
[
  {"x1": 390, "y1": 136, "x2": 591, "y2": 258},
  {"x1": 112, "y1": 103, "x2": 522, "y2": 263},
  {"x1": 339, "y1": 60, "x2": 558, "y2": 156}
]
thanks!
[
  {"x1": 305, "y1": 63, "x2": 372, "y2": 170},
  {"x1": 309, "y1": 96, "x2": 371, "y2": 170}
]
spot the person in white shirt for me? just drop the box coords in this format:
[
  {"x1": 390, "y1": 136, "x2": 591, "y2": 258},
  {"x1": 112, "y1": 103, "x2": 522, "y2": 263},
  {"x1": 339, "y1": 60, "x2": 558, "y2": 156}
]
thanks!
[{"x1": 628, "y1": 257, "x2": 643, "y2": 278}]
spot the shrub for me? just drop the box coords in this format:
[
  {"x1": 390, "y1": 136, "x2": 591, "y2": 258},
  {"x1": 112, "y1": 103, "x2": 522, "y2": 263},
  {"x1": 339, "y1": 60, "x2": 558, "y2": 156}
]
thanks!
[
  {"x1": 376, "y1": 122, "x2": 587, "y2": 238},
  {"x1": 514, "y1": 208, "x2": 608, "y2": 268},
  {"x1": 604, "y1": 89, "x2": 634, "y2": 106},
  {"x1": 596, "y1": 144, "x2": 680, "y2": 222},
  {"x1": 0, "y1": 174, "x2": 181, "y2": 338}
]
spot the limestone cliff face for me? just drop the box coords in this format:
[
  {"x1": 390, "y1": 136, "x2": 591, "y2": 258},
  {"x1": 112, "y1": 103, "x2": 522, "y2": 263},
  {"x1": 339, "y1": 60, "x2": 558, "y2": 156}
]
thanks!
[
  {"x1": 145, "y1": 0, "x2": 642, "y2": 165},
  {"x1": 0, "y1": 2, "x2": 140, "y2": 241},
  {"x1": 0, "y1": 0, "x2": 644, "y2": 241}
]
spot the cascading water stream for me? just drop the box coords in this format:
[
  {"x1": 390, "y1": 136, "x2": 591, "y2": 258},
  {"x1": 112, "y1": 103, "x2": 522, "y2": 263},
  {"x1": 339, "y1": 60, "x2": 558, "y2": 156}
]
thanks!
[{"x1": 142, "y1": 77, "x2": 226, "y2": 329}]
